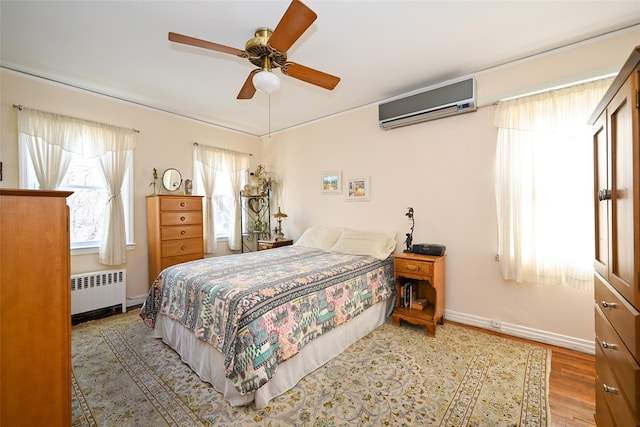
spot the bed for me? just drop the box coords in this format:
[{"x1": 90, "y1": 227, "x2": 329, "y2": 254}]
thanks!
[{"x1": 140, "y1": 227, "x2": 397, "y2": 408}]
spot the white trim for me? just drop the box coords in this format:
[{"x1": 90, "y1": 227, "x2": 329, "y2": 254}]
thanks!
[
  {"x1": 445, "y1": 309, "x2": 595, "y2": 355},
  {"x1": 126, "y1": 296, "x2": 147, "y2": 308},
  {"x1": 71, "y1": 243, "x2": 136, "y2": 256}
]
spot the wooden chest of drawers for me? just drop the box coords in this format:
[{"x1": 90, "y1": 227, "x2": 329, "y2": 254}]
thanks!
[
  {"x1": 590, "y1": 46, "x2": 640, "y2": 426},
  {"x1": 147, "y1": 194, "x2": 203, "y2": 285}
]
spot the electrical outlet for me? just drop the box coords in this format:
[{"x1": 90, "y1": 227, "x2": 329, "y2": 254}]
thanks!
[{"x1": 490, "y1": 320, "x2": 502, "y2": 329}]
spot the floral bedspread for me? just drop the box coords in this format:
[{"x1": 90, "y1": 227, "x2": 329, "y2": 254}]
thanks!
[{"x1": 140, "y1": 246, "x2": 395, "y2": 395}]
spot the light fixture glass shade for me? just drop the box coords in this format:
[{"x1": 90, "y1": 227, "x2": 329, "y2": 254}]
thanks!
[{"x1": 253, "y1": 70, "x2": 280, "y2": 94}]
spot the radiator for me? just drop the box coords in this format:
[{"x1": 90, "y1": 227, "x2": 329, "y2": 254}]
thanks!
[{"x1": 70, "y1": 269, "x2": 127, "y2": 315}]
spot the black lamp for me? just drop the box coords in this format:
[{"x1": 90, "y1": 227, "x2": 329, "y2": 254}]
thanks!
[{"x1": 404, "y1": 207, "x2": 414, "y2": 252}]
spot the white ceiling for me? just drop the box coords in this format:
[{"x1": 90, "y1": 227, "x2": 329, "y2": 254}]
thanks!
[{"x1": 2, "y1": 1, "x2": 639, "y2": 137}]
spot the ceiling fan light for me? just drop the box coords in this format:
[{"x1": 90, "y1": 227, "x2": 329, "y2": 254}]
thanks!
[{"x1": 253, "y1": 70, "x2": 280, "y2": 94}]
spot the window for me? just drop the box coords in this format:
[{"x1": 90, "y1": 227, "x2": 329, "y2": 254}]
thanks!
[
  {"x1": 17, "y1": 107, "x2": 136, "y2": 264},
  {"x1": 193, "y1": 144, "x2": 249, "y2": 253},
  {"x1": 212, "y1": 171, "x2": 234, "y2": 238},
  {"x1": 20, "y1": 142, "x2": 134, "y2": 254},
  {"x1": 494, "y1": 77, "x2": 613, "y2": 289}
]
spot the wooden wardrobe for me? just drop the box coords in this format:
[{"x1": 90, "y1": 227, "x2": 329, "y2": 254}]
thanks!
[
  {"x1": 590, "y1": 46, "x2": 640, "y2": 427},
  {"x1": 0, "y1": 189, "x2": 73, "y2": 426},
  {"x1": 146, "y1": 194, "x2": 204, "y2": 285}
]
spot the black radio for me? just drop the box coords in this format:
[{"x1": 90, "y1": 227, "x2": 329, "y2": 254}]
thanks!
[{"x1": 412, "y1": 243, "x2": 446, "y2": 256}]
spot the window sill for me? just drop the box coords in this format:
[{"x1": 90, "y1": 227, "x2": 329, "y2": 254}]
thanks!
[{"x1": 71, "y1": 243, "x2": 136, "y2": 256}]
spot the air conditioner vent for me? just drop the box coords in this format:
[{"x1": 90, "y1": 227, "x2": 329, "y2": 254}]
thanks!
[{"x1": 379, "y1": 78, "x2": 477, "y2": 130}]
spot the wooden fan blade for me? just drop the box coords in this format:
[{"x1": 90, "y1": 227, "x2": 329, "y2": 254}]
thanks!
[
  {"x1": 268, "y1": 0, "x2": 317, "y2": 53},
  {"x1": 237, "y1": 70, "x2": 259, "y2": 99},
  {"x1": 282, "y1": 62, "x2": 340, "y2": 90},
  {"x1": 168, "y1": 32, "x2": 246, "y2": 57}
]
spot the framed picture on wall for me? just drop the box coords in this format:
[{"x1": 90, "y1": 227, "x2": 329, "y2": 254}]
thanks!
[
  {"x1": 321, "y1": 171, "x2": 342, "y2": 194},
  {"x1": 346, "y1": 176, "x2": 369, "y2": 201}
]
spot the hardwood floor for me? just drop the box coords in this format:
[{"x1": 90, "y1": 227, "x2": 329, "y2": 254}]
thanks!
[{"x1": 452, "y1": 321, "x2": 596, "y2": 426}]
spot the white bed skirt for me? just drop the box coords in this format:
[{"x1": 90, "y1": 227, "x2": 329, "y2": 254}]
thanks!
[{"x1": 154, "y1": 298, "x2": 393, "y2": 408}]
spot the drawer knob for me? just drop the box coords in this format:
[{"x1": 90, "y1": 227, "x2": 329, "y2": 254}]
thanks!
[
  {"x1": 181, "y1": 246, "x2": 187, "y2": 251},
  {"x1": 180, "y1": 216, "x2": 186, "y2": 221},
  {"x1": 181, "y1": 230, "x2": 186, "y2": 235},
  {"x1": 601, "y1": 341, "x2": 618, "y2": 350},
  {"x1": 601, "y1": 301, "x2": 618, "y2": 309},
  {"x1": 180, "y1": 202, "x2": 186, "y2": 207},
  {"x1": 405, "y1": 264, "x2": 421, "y2": 271},
  {"x1": 602, "y1": 384, "x2": 618, "y2": 394}
]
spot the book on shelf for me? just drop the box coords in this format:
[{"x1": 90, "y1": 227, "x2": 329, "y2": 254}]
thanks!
[{"x1": 400, "y1": 282, "x2": 418, "y2": 308}]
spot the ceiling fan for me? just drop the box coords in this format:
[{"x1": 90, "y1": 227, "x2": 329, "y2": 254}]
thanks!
[{"x1": 168, "y1": 0, "x2": 341, "y2": 100}]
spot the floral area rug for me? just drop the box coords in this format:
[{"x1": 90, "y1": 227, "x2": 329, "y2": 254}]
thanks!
[{"x1": 71, "y1": 310, "x2": 550, "y2": 426}]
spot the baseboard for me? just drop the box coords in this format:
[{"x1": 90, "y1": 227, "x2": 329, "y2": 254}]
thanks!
[
  {"x1": 445, "y1": 310, "x2": 595, "y2": 355},
  {"x1": 126, "y1": 296, "x2": 147, "y2": 308}
]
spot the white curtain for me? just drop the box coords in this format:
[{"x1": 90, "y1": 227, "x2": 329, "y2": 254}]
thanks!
[
  {"x1": 494, "y1": 78, "x2": 613, "y2": 289},
  {"x1": 17, "y1": 108, "x2": 136, "y2": 265},
  {"x1": 227, "y1": 154, "x2": 249, "y2": 251},
  {"x1": 193, "y1": 144, "x2": 249, "y2": 253}
]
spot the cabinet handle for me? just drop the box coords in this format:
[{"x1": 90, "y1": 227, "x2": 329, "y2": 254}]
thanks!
[
  {"x1": 180, "y1": 216, "x2": 186, "y2": 221},
  {"x1": 598, "y1": 189, "x2": 611, "y2": 201},
  {"x1": 405, "y1": 264, "x2": 421, "y2": 271},
  {"x1": 601, "y1": 341, "x2": 617, "y2": 350},
  {"x1": 181, "y1": 230, "x2": 186, "y2": 235},
  {"x1": 181, "y1": 246, "x2": 187, "y2": 251},
  {"x1": 601, "y1": 301, "x2": 618, "y2": 309},
  {"x1": 602, "y1": 384, "x2": 618, "y2": 394},
  {"x1": 180, "y1": 202, "x2": 186, "y2": 207}
]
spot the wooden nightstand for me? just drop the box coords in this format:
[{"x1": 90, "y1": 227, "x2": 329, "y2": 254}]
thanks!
[
  {"x1": 257, "y1": 239, "x2": 293, "y2": 251},
  {"x1": 392, "y1": 253, "x2": 446, "y2": 337}
]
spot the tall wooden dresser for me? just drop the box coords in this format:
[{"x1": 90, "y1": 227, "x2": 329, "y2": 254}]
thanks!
[
  {"x1": 146, "y1": 194, "x2": 204, "y2": 285},
  {"x1": 590, "y1": 46, "x2": 640, "y2": 427},
  {"x1": 0, "y1": 189, "x2": 73, "y2": 426}
]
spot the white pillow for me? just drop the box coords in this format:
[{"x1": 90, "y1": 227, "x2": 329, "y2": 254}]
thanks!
[
  {"x1": 293, "y1": 227, "x2": 343, "y2": 251},
  {"x1": 328, "y1": 228, "x2": 397, "y2": 260}
]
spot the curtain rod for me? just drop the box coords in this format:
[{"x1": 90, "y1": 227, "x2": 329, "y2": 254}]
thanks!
[
  {"x1": 193, "y1": 142, "x2": 252, "y2": 157},
  {"x1": 13, "y1": 104, "x2": 140, "y2": 133}
]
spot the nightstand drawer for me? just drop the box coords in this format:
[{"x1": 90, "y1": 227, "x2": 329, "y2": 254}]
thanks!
[{"x1": 394, "y1": 258, "x2": 433, "y2": 280}]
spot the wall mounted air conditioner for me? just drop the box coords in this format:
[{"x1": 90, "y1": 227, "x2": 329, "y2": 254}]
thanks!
[{"x1": 378, "y1": 78, "x2": 477, "y2": 130}]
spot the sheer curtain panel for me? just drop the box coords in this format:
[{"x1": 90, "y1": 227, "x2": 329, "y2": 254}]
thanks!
[
  {"x1": 17, "y1": 107, "x2": 136, "y2": 265},
  {"x1": 193, "y1": 144, "x2": 249, "y2": 253},
  {"x1": 494, "y1": 78, "x2": 612, "y2": 289}
]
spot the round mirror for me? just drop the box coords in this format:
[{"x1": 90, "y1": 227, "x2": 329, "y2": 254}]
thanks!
[{"x1": 162, "y1": 168, "x2": 182, "y2": 192}]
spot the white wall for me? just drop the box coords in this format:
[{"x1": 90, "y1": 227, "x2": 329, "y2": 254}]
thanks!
[{"x1": 1, "y1": 28, "x2": 638, "y2": 352}]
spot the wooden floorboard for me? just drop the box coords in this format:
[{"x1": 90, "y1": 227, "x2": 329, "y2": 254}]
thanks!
[{"x1": 450, "y1": 321, "x2": 596, "y2": 426}]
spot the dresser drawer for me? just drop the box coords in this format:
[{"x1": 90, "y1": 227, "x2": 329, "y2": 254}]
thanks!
[
  {"x1": 161, "y1": 224, "x2": 203, "y2": 241},
  {"x1": 160, "y1": 197, "x2": 202, "y2": 211},
  {"x1": 595, "y1": 305, "x2": 640, "y2": 416},
  {"x1": 160, "y1": 211, "x2": 203, "y2": 226},
  {"x1": 394, "y1": 258, "x2": 433, "y2": 280},
  {"x1": 596, "y1": 346, "x2": 640, "y2": 427},
  {"x1": 595, "y1": 274, "x2": 640, "y2": 359},
  {"x1": 161, "y1": 237, "x2": 203, "y2": 257},
  {"x1": 160, "y1": 253, "x2": 203, "y2": 271}
]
